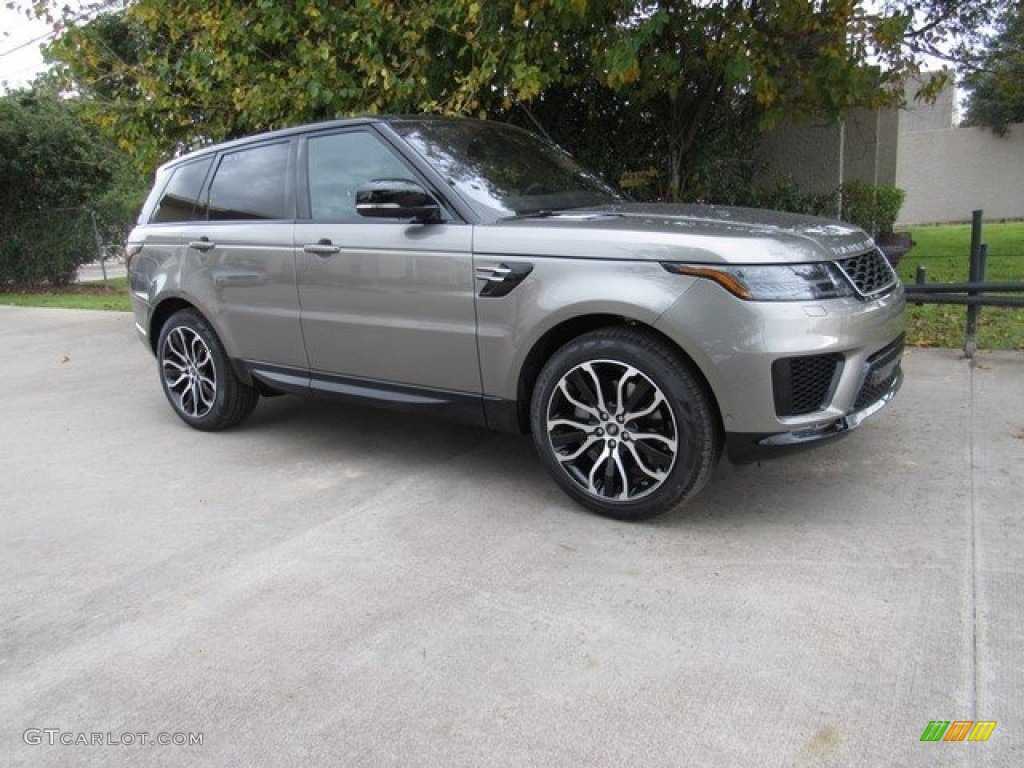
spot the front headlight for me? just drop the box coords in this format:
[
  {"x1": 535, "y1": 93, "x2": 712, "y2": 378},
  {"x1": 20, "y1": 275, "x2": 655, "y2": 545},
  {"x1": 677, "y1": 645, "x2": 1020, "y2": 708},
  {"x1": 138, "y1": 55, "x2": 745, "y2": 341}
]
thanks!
[{"x1": 661, "y1": 262, "x2": 854, "y2": 301}]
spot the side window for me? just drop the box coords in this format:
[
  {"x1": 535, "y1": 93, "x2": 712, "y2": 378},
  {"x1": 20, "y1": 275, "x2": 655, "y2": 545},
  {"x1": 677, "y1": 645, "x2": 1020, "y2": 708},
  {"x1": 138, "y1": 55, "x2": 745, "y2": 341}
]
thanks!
[
  {"x1": 150, "y1": 157, "x2": 213, "y2": 224},
  {"x1": 205, "y1": 142, "x2": 290, "y2": 220},
  {"x1": 308, "y1": 131, "x2": 417, "y2": 221}
]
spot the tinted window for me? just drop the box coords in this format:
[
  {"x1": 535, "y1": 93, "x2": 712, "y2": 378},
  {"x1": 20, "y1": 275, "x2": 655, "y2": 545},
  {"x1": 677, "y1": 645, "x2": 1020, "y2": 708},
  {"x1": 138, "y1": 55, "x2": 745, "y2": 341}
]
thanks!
[
  {"x1": 150, "y1": 158, "x2": 213, "y2": 224},
  {"x1": 308, "y1": 131, "x2": 416, "y2": 221},
  {"x1": 206, "y1": 142, "x2": 290, "y2": 220}
]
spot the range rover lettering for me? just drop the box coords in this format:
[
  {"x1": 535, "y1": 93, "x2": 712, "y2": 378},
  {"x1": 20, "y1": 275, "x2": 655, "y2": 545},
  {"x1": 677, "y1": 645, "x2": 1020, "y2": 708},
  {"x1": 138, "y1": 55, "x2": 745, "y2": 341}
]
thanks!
[{"x1": 127, "y1": 117, "x2": 905, "y2": 520}]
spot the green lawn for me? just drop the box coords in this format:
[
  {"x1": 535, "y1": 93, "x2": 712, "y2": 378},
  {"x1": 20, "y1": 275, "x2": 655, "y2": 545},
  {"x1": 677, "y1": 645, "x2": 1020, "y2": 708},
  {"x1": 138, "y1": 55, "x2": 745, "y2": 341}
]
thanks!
[
  {"x1": 0, "y1": 277, "x2": 132, "y2": 312},
  {"x1": 898, "y1": 221, "x2": 1024, "y2": 350}
]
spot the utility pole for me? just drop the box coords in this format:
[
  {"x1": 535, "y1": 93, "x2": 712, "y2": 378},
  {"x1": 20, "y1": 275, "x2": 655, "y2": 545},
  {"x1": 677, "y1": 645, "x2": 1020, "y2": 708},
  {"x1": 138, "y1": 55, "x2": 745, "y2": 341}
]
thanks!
[{"x1": 89, "y1": 209, "x2": 109, "y2": 290}]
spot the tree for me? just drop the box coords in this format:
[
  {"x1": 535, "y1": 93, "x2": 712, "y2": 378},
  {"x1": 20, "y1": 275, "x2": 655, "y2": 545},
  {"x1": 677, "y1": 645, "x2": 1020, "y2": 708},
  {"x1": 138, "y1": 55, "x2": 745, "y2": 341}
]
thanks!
[
  {"x1": 41, "y1": 0, "x2": 605, "y2": 170},
  {"x1": 0, "y1": 88, "x2": 143, "y2": 284},
  {"x1": 963, "y1": 3, "x2": 1024, "y2": 135},
  {"x1": 31, "y1": 0, "x2": 1014, "y2": 198}
]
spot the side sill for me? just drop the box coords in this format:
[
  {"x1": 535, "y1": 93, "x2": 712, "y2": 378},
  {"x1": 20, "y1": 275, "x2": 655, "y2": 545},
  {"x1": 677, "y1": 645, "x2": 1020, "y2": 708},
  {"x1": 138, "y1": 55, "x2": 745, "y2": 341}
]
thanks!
[
  {"x1": 247, "y1": 365, "x2": 312, "y2": 395},
  {"x1": 243, "y1": 362, "x2": 491, "y2": 429}
]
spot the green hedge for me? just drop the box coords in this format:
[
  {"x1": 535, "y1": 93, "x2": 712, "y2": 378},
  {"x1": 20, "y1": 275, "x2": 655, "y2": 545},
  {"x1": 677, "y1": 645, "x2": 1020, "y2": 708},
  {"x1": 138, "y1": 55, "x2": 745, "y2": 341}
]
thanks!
[
  {"x1": 0, "y1": 211, "x2": 96, "y2": 286},
  {"x1": 840, "y1": 181, "x2": 906, "y2": 238}
]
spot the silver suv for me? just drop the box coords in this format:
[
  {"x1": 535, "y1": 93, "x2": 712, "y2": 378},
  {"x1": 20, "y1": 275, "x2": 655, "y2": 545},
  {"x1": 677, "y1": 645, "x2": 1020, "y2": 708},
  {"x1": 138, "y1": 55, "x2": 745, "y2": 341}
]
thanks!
[{"x1": 127, "y1": 116, "x2": 904, "y2": 520}]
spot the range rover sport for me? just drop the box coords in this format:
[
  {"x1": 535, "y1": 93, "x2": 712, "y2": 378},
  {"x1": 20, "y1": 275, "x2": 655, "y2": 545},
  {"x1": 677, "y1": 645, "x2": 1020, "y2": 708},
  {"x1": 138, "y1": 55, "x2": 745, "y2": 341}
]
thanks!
[{"x1": 127, "y1": 116, "x2": 905, "y2": 520}]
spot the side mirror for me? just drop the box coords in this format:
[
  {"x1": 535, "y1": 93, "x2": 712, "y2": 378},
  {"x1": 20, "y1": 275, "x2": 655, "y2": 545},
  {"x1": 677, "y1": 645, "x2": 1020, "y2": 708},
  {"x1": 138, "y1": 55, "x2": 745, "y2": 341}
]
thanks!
[{"x1": 355, "y1": 179, "x2": 442, "y2": 223}]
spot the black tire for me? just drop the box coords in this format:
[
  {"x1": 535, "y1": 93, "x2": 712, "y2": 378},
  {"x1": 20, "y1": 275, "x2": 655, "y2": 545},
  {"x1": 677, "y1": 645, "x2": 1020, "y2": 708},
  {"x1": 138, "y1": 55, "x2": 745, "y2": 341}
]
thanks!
[
  {"x1": 156, "y1": 308, "x2": 259, "y2": 431},
  {"x1": 530, "y1": 327, "x2": 719, "y2": 520}
]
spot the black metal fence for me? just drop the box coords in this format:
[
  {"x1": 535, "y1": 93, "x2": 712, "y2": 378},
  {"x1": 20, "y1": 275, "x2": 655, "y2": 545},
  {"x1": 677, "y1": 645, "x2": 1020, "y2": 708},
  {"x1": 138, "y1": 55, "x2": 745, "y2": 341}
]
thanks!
[{"x1": 902, "y1": 210, "x2": 1024, "y2": 357}]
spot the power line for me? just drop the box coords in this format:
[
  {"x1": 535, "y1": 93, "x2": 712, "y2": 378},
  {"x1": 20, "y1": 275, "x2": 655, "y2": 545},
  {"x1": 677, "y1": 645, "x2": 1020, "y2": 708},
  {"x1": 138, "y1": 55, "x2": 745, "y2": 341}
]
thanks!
[
  {"x1": 0, "y1": 29, "x2": 58, "y2": 60},
  {"x1": 0, "y1": 60, "x2": 51, "y2": 85},
  {"x1": 0, "y1": 5, "x2": 105, "y2": 60}
]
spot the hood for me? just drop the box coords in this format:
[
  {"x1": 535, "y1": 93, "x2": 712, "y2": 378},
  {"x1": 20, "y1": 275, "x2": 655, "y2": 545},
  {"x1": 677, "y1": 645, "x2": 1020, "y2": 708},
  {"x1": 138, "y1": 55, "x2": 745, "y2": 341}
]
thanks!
[{"x1": 474, "y1": 203, "x2": 876, "y2": 265}]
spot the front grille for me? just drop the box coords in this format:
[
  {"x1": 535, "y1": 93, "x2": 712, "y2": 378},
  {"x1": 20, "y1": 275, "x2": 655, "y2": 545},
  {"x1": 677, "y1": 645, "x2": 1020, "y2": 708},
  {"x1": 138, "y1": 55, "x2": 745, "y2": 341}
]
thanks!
[
  {"x1": 837, "y1": 248, "x2": 898, "y2": 298},
  {"x1": 772, "y1": 354, "x2": 843, "y2": 417},
  {"x1": 854, "y1": 335, "x2": 905, "y2": 410}
]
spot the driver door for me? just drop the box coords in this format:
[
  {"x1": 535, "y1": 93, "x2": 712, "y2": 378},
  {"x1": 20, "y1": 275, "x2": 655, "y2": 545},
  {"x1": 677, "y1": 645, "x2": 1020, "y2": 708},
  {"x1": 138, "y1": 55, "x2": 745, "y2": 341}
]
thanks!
[{"x1": 294, "y1": 128, "x2": 480, "y2": 394}]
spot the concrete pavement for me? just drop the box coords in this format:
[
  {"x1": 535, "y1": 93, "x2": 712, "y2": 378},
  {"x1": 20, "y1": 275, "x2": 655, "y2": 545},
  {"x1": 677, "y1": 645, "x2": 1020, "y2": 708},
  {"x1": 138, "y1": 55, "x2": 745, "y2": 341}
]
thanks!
[
  {"x1": 0, "y1": 306, "x2": 1021, "y2": 767},
  {"x1": 75, "y1": 261, "x2": 127, "y2": 283}
]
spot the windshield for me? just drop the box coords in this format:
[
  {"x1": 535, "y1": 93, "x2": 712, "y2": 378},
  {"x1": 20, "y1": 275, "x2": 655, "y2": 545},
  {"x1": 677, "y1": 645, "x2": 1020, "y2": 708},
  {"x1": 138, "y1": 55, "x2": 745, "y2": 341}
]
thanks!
[{"x1": 389, "y1": 119, "x2": 624, "y2": 219}]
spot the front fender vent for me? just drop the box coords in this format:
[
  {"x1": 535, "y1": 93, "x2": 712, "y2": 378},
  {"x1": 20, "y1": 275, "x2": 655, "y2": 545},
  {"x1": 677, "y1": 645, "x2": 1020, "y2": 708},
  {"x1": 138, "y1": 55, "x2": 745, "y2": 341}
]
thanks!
[{"x1": 475, "y1": 262, "x2": 533, "y2": 298}]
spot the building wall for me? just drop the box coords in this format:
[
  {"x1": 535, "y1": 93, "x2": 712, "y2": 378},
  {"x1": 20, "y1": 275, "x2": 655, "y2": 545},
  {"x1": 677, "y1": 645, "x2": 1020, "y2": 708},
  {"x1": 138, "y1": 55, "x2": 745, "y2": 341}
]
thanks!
[
  {"x1": 843, "y1": 109, "x2": 884, "y2": 186},
  {"x1": 756, "y1": 108, "x2": 898, "y2": 202},
  {"x1": 757, "y1": 72, "x2": 1024, "y2": 226},
  {"x1": 900, "y1": 85, "x2": 955, "y2": 133},
  {"x1": 896, "y1": 123, "x2": 1024, "y2": 225},
  {"x1": 876, "y1": 108, "x2": 900, "y2": 187},
  {"x1": 757, "y1": 119, "x2": 842, "y2": 195}
]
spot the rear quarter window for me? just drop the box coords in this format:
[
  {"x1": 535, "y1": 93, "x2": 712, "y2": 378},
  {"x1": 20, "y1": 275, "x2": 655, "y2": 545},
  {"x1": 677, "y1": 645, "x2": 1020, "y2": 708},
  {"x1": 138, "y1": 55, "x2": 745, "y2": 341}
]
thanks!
[{"x1": 148, "y1": 157, "x2": 214, "y2": 224}]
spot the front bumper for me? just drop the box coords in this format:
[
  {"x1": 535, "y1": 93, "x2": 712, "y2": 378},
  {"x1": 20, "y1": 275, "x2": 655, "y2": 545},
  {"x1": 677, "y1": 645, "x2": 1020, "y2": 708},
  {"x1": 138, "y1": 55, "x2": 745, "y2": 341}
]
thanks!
[
  {"x1": 725, "y1": 364, "x2": 902, "y2": 463},
  {"x1": 653, "y1": 277, "x2": 906, "y2": 459}
]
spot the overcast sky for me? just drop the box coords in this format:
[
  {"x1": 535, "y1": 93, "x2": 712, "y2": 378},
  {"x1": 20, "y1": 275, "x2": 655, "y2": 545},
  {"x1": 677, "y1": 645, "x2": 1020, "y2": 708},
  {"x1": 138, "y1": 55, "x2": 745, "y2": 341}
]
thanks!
[{"x1": 0, "y1": 5, "x2": 59, "y2": 92}]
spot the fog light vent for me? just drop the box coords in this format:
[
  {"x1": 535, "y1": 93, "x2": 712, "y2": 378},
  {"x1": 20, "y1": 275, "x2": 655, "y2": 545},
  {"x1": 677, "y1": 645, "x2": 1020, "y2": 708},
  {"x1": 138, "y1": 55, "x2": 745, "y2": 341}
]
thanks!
[{"x1": 772, "y1": 354, "x2": 843, "y2": 417}]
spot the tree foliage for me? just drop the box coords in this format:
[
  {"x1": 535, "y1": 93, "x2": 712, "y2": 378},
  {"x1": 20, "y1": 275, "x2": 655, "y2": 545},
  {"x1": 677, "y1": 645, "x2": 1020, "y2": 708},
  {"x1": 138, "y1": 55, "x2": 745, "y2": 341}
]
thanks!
[
  {"x1": 963, "y1": 3, "x2": 1024, "y2": 135},
  {"x1": 42, "y1": 0, "x2": 604, "y2": 170},
  {"x1": 0, "y1": 88, "x2": 144, "y2": 284},
  {"x1": 29, "y1": 0, "x2": 1014, "y2": 199}
]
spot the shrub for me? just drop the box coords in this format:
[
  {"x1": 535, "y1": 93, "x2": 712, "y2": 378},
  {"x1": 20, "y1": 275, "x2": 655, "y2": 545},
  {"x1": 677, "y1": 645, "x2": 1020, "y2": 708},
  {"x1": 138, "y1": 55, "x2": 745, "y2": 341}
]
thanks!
[
  {"x1": 754, "y1": 177, "x2": 837, "y2": 218},
  {"x1": 739, "y1": 177, "x2": 907, "y2": 239},
  {"x1": 0, "y1": 211, "x2": 95, "y2": 286},
  {"x1": 0, "y1": 88, "x2": 142, "y2": 286},
  {"x1": 874, "y1": 186, "x2": 906, "y2": 237},
  {"x1": 840, "y1": 181, "x2": 906, "y2": 237}
]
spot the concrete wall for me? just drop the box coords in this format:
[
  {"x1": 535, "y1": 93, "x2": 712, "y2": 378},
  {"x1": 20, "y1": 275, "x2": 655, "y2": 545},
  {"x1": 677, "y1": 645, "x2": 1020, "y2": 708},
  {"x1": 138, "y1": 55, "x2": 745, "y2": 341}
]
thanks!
[
  {"x1": 757, "y1": 108, "x2": 898, "y2": 200},
  {"x1": 844, "y1": 108, "x2": 899, "y2": 187},
  {"x1": 757, "y1": 119, "x2": 842, "y2": 195},
  {"x1": 757, "y1": 71, "x2": 1024, "y2": 226},
  {"x1": 896, "y1": 123, "x2": 1024, "y2": 225},
  {"x1": 900, "y1": 85, "x2": 955, "y2": 133},
  {"x1": 876, "y1": 108, "x2": 900, "y2": 186}
]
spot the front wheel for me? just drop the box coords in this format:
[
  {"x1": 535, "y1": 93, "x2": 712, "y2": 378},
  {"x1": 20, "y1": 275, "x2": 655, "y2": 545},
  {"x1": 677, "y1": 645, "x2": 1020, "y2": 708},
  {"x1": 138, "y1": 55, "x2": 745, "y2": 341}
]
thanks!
[
  {"x1": 156, "y1": 308, "x2": 259, "y2": 431},
  {"x1": 530, "y1": 328, "x2": 719, "y2": 520}
]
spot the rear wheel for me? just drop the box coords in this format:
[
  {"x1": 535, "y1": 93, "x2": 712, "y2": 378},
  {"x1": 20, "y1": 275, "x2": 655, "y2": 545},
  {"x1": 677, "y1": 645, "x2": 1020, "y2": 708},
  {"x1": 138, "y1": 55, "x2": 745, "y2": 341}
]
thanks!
[
  {"x1": 531, "y1": 327, "x2": 719, "y2": 520},
  {"x1": 156, "y1": 308, "x2": 259, "y2": 431}
]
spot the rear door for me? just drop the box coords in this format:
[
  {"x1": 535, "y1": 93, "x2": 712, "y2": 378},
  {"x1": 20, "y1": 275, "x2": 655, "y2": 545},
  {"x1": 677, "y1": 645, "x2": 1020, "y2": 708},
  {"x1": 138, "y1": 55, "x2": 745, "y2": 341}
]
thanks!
[
  {"x1": 182, "y1": 140, "x2": 306, "y2": 369},
  {"x1": 294, "y1": 128, "x2": 479, "y2": 394},
  {"x1": 130, "y1": 155, "x2": 214, "y2": 314}
]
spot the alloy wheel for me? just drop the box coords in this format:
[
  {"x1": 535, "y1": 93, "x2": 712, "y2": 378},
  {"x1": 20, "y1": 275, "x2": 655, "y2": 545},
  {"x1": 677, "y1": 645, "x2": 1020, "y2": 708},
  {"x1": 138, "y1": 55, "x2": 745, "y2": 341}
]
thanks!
[
  {"x1": 160, "y1": 326, "x2": 218, "y2": 419},
  {"x1": 545, "y1": 360, "x2": 679, "y2": 502}
]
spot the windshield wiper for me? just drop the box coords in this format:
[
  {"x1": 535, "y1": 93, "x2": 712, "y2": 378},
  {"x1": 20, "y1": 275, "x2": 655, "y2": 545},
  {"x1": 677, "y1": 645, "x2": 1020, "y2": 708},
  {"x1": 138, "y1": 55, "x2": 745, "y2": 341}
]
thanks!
[{"x1": 509, "y1": 209, "x2": 560, "y2": 220}]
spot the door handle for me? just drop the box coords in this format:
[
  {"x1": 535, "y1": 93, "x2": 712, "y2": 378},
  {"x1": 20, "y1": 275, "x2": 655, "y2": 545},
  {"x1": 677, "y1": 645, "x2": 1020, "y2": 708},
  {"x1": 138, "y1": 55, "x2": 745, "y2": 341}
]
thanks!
[
  {"x1": 188, "y1": 237, "x2": 216, "y2": 252},
  {"x1": 303, "y1": 238, "x2": 340, "y2": 256}
]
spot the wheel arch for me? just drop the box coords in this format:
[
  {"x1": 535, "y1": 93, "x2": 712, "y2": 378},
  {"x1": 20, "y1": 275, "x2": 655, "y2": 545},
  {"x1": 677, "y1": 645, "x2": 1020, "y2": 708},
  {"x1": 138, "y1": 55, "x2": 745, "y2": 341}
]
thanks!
[
  {"x1": 515, "y1": 314, "x2": 723, "y2": 440},
  {"x1": 149, "y1": 298, "x2": 256, "y2": 387},
  {"x1": 148, "y1": 297, "x2": 197, "y2": 356}
]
